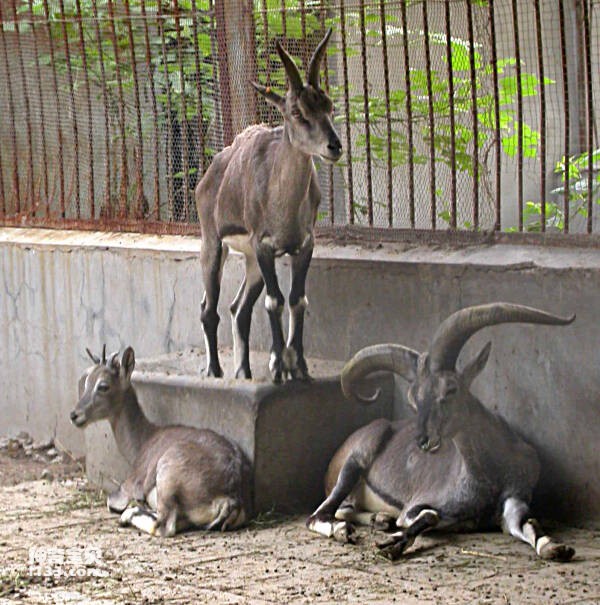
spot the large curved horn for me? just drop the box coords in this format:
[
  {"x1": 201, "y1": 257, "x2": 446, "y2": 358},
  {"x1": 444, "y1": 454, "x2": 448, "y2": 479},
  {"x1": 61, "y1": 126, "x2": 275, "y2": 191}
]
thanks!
[
  {"x1": 275, "y1": 40, "x2": 303, "y2": 93},
  {"x1": 307, "y1": 27, "x2": 332, "y2": 89},
  {"x1": 341, "y1": 344, "x2": 419, "y2": 404},
  {"x1": 429, "y1": 303, "x2": 575, "y2": 372}
]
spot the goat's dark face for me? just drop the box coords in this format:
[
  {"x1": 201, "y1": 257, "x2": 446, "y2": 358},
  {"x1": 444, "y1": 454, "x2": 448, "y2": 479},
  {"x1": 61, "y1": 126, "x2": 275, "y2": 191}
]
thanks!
[
  {"x1": 283, "y1": 86, "x2": 342, "y2": 163},
  {"x1": 410, "y1": 362, "x2": 462, "y2": 453},
  {"x1": 410, "y1": 343, "x2": 491, "y2": 452},
  {"x1": 70, "y1": 348, "x2": 135, "y2": 428}
]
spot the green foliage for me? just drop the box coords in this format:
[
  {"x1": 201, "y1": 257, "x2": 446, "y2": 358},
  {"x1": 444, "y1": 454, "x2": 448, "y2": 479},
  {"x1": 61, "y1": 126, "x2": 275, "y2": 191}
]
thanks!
[
  {"x1": 11, "y1": 0, "x2": 216, "y2": 125},
  {"x1": 521, "y1": 149, "x2": 600, "y2": 232}
]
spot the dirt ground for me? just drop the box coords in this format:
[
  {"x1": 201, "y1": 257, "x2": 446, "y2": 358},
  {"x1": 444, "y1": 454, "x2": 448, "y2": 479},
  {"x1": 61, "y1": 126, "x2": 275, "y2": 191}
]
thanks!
[{"x1": 0, "y1": 446, "x2": 599, "y2": 605}]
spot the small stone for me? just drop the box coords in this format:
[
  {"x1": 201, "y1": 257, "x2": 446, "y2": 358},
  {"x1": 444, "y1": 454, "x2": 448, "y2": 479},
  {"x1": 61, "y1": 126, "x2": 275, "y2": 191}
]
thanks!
[
  {"x1": 32, "y1": 453, "x2": 46, "y2": 463},
  {"x1": 0, "y1": 437, "x2": 10, "y2": 449},
  {"x1": 16, "y1": 431, "x2": 33, "y2": 445},
  {"x1": 32, "y1": 438, "x2": 54, "y2": 451},
  {"x1": 51, "y1": 455, "x2": 64, "y2": 464},
  {"x1": 6, "y1": 439, "x2": 22, "y2": 454},
  {"x1": 45, "y1": 447, "x2": 59, "y2": 458},
  {"x1": 40, "y1": 469, "x2": 54, "y2": 481}
]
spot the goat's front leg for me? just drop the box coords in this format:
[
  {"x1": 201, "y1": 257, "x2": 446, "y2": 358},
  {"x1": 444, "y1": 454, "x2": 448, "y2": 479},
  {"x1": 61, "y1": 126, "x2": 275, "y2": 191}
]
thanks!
[
  {"x1": 286, "y1": 242, "x2": 313, "y2": 380},
  {"x1": 200, "y1": 239, "x2": 228, "y2": 377},
  {"x1": 256, "y1": 242, "x2": 286, "y2": 383},
  {"x1": 376, "y1": 506, "x2": 441, "y2": 560},
  {"x1": 230, "y1": 254, "x2": 264, "y2": 379}
]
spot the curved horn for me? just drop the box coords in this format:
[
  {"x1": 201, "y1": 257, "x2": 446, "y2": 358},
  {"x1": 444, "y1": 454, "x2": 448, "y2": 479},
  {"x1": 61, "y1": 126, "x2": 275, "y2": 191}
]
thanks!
[
  {"x1": 308, "y1": 27, "x2": 332, "y2": 89},
  {"x1": 429, "y1": 303, "x2": 576, "y2": 372},
  {"x1": 101, "y1": 344, "x2": 107, "y2": 365},
  {"x1": 341, "y1": 344, "x2": 419, "y2": 404},
  {"x1": 85, "y1": 348, "x2": 100, "y2": 364},
  {"x1": 275, "y1": 40, "x2": 303, "y2": 93}
]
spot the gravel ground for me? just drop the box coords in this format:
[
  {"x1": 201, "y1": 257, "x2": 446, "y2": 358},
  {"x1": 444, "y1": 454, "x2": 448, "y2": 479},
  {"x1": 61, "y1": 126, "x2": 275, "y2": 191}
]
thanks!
[{"x1": 0, "y1": 446, "x2": 599, "y2": 605}]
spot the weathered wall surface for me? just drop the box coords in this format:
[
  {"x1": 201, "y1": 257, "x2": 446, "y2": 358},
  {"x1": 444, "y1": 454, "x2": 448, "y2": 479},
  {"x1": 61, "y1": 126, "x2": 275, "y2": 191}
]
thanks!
[{"x1": 1, "y1": 228, "x2": 599, "y2": 522}]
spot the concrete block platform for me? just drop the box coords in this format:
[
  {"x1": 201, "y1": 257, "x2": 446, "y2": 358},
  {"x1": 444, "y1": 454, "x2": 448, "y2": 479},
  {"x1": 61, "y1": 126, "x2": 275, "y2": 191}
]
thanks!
[{"x1": 84, "y1": 349, "x2": 393, "y2": 513}]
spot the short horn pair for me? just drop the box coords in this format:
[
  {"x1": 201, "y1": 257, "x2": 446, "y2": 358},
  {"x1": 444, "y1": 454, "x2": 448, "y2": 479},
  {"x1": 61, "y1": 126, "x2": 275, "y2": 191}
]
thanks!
[{"x1": 276, "y1": 27, "x2": 332, "y2": 92}]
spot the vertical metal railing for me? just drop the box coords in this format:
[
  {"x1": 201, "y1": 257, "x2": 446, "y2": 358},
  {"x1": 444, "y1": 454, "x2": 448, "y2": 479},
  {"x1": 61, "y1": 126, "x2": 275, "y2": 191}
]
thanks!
[
  {"x1": 400, "y1": 0, "x2": 415, "y2": 229},
  {"x1": 0, "y1": 0, "x2": 597, "y2": 240}
]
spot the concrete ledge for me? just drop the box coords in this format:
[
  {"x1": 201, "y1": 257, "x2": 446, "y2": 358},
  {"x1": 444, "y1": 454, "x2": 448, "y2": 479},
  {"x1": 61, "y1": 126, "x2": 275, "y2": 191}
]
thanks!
[{"x1": 84, "y1": 349, "x2": 393, "y2": 513}]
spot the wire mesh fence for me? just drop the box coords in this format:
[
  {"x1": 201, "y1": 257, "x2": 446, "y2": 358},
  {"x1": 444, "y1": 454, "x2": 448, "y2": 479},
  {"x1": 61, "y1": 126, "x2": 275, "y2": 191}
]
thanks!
[{"x1": 0, "y1": 0, "x2": 598, "y2": 240}]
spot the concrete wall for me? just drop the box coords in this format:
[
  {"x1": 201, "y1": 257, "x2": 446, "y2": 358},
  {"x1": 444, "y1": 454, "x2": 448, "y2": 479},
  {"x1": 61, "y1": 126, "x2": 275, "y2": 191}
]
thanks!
[{"x1": 1, "y1": 227, "x2": 599, "y2": 522}]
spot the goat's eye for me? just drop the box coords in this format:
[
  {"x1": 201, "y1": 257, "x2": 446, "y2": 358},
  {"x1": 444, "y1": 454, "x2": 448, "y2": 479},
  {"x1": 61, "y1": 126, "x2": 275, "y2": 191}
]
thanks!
[
  {"x1": 445, "y1": 384, "x2": 458, "y2": 397},
  {"x1": 97, "y1": 382, "x2": 110, "y2": 393},
  {"x1": 291, "y1": 108, "x2": 307, "y2": 123}
]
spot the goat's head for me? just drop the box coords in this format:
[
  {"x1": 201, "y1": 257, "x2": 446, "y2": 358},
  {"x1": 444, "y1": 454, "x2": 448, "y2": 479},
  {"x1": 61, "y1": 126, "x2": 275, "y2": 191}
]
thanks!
[
  {"x1": 251, "y1": 28, "x2": 342, "y2": 163},
  {"x1": 70, "y1": 346, "x2": 135, "y2": 428},
  {"x1": 341, "y1": 303, "x2": 575, "y2": 453}
]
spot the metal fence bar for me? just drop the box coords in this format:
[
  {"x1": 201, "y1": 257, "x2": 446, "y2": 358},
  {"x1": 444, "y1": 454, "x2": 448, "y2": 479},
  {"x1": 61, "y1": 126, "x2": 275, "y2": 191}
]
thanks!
[
  {"x1": 400, "y1": 0, "x2": 414, "y2": 228},
  {"x1": 11, "y1": 0, "x2": 34, "y2": 213},
  {"x1": 214, "y1": 0, "x2": 233, "y2": 147},
  {"x1": 423, "y1": 1, "x2": 436, "y2": 229},
  {"x1": 191, "y1": 0, "x2": 208, "y2": 174},
  {"x1": 280, "y1": 0, "x2": 287, "y2": 40},
  {"x1": 339, "y1": 0, "x2": 354, "y2": 225},
  {"x1": 157, "y1": 0, "x2": 176, "y2": 219},
  {"x1": 534, "y1": 0, "x2": 546, "y2": 232},
  {"x1": 489, "y1": 0, "x2": 501, "y2": 231},
  {"x1": 559, "y1": 0, "x2": 570, "y2": 233},
  {"x1": 0, "y1": 3, "x2": 21, "y2": 213},
  {"x1": 510, "y1": 0, "x2": 523, "y2": 231},
  {"x1": 444, "y1": 0, "x2": 457, "y2": 229},
  {"x1": 319, "y1": 3, "x2": 334, "y2": 225},
  {"x1": 123, "y1": 0, "x2": 146, "y2": 219},
  {"x1": 140, "y1": 0, "x2": 162, "y2": 220},
  {"x1": 173, "y1": 0, "x2": 190, "y2": 222},
  {"x1": 57, "y1": 0, "x2": 81, "y2": 218},
  {"x1": 106, "y1": 0, "x2": 129, "y2": 217},
  {"x1": 582, "y1": 0, "x2": 594, "y2": 233},
  {"x1": 467, "y1": 0, "x2": 479, "y2": 229},
  {"x1": 379, "y1": 0, "x2": 393, "y2": 227},
  {"x1": 74, "y1": 0, "x2": 95, "y2": 220},
  {"x1": 91, "y1": 0, "x2": 111, "y2": 217},
  {"x1": 359, "y1": 0, "x2": 373, "y2": 225}
]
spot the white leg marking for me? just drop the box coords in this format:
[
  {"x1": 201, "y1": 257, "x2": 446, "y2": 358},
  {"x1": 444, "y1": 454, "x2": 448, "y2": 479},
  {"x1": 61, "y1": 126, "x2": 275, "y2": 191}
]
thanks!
[
  {"x1": 287, "y1": 296, "x2": 308, "y2": 349},
  {"x1": 502, "y1": 497, "x2": 536, "y2": 548},
  {"x1": 268, "y1": 351, "x2": 278, "y2": 373},
  {"x1": 308, "y1": 519, "x2": 348, "y2": 540},
  {"x1": 536, "y1": 535, "x2": 551, "y2": 555},
  {"x1": 120, "y1": 506, "x2": 159, "y2": 536},
  {"x1": 265, "y1": 295, "x2": 280, "y2": 312}
]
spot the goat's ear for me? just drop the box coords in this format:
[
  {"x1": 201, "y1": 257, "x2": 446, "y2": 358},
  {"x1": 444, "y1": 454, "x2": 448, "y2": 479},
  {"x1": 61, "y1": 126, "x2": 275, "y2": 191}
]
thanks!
[
  {"x1": 461, "y1": 341, "x2": 491, "y2": 388},
  {"x1": 120, "y1": 347, "x2": 135, "y2": 384},
  {"x1": 250, "y1": 81, "x2": 285, "y2": 111}
]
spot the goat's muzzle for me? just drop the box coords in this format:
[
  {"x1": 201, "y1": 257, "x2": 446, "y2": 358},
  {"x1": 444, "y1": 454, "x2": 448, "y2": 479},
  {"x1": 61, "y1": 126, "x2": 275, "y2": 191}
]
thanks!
[{"x1": 70, "y1": 410, "x2": 86, "y2": 428}]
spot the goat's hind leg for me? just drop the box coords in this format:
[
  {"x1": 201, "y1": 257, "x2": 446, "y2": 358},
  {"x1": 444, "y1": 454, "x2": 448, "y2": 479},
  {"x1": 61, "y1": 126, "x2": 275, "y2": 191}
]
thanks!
[
  {"x1": 502, "y1": 497, "x2": 575, "y2": 562},
  {"x1": 200, "y1": 240, "x2": 228, "y2": 377},
  {"x1": 256, "y1": 243, "x2": 286, "y2": 383},
  {"x1": 230, "y1": 254, "x2": 264, "y2": 379}
]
